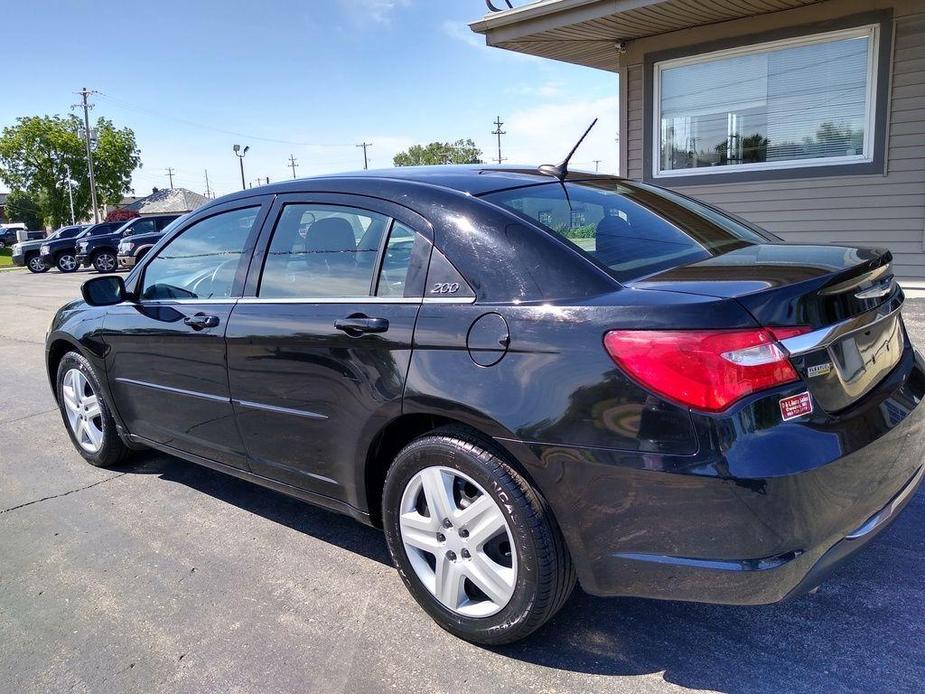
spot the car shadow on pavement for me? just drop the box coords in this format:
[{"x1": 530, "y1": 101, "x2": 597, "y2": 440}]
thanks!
[
  {"x1": 117, "y1": 450, "x2": 392, "y2": 566},
  {"x1": 116, "y1": 450, "x2": 924, "y2": 693},
  {"x1": 498, "y1": 489, "x2": 925, "y2": 693}
]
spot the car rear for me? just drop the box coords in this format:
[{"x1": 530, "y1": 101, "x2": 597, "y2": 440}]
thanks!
[{"x1": 477, "y1": 178, "x2": 925, "y2": 603}]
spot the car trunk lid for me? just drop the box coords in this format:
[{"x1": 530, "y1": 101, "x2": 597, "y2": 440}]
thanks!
[{"x1": 628, "y1": 244, "x2": 904, "y2": 412}]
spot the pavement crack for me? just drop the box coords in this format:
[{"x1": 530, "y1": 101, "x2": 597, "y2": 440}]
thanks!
[
  {"x1": 0, "y1": 473, "x2": 126, "y2": 516},
  {"x1": 0, "y1": 408, "x2": 58, "y2": 426}
]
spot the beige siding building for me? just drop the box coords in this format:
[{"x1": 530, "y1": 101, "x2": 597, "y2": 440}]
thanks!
[{"x1": 471, "y1": 0, "x2": 925, "y2": 279}]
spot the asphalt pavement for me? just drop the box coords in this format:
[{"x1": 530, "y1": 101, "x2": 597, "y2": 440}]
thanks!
[{"x1": 1, "y1": 267, "x2": 923, "y2": 694}]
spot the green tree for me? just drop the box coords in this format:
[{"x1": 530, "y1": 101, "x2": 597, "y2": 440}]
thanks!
[
  {"x1": 4, "y1": 189, "x2": 43, "y2": 229},
  {"x1": 0, "y1": 114, "x2": 141, "y2": 227},
  {"x1": 393, "y1": 139, "x2": 482, "y2": 166}
]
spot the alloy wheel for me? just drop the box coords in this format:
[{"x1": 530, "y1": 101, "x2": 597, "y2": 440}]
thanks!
[
  {"x1": 58, "y1": 254, "x2": 77, "y2": 272},
  {"x1": 28, "y1": 256, "x2": 46, "y2": 272},
  {"x1": 95, "y1": 253, "x2": 116, "y2": 273},
  {"x1": 399, "y1": 466, "x2": 517, "y2": 617},
  {"x1": 61, "y1": 368, "x2": 104, "y2": 453}
]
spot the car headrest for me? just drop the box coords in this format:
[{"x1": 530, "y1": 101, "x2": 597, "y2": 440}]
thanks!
[
  {"x1": 306, "y1": 218, "x2": 356, "y2": 253},
  {"x1": 596, "y1": 214, "x2": 631, "y2": 238}
]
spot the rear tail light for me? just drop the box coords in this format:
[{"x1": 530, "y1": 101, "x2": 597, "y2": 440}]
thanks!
[{"x1": 603, "y1": 328, "x2": 806, "y2": 412}]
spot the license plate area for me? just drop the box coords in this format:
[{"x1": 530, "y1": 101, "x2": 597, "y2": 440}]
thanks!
[{"x1": 805, "y1": 314, "x2": 903, "y2": 412}]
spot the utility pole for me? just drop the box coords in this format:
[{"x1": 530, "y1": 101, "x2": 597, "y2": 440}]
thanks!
[
  {"x1": 288, "y1": 153, "x2": 299, "y2": 179},
  {"x1": 64, "y1": 164, "x2": 76, "y2": 225},
  {"x1": 76, "y1": 87, "x2": 99, "y2": 223},
  {"x1": 593, "y1": 159, "x2": 602, "y2": 172},
  {"x1": 165, "y1": 167, "x2": 175, "y2": 189},
  {"x1": 356, "y1": 142, "x2": 372, "y2": 170},
  {"x1": 491, "y1": 115, "x2": 506, "y2": 165},
  {"x1": 204, "y1": 170, "x2": 212, "y2": 198}
]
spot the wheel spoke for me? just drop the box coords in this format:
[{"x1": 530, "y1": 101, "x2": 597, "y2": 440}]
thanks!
[
  {"x1": 399, "y1": 512, "x2": 440, "y2": 552},
  {"x1": 419, "y1": 467, "x2": 456, "y2": 523},
  {"x1": 85, "y1": 421, "x2": 103, "y2": 448},
  {"x1": 465, "y1": 552, "x2": 516, "y2": 607},
  {"x1": 434, "y1": 553, "x2": 467, "y2": 610},
  {"x1": 460, "y1": 495, "x2": 507, "y2": 548},
  {"x1": 83, "y1": 395, "x2": 101, "y2": 419}
]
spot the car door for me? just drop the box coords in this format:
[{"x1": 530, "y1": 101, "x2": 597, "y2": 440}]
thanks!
[
  {"x1": 103, "y1": 198, "x2": 271, "y2": 468},
  {"x1": 225, "y1": 193, "x2": 432, "y2": 507}
]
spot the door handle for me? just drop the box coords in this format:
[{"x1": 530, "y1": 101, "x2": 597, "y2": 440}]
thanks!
[
  {"x1": 334, "y1": 315, "x2": 389, "y2": 335},
  {"x1": 184, "y1": 313, "x2": 220, "y2": 330}
]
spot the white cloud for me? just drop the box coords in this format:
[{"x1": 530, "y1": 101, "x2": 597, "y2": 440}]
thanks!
[
  {"x1": 341, "y1": 0, "x2": 411, "y2": 25},
  {"x1": 508, "y1": 81, "x2": 564, "y2": 98},
  {"x1": 441, "y1": 20, "x2": 484, "y2": 49},
  {"x1": 441, "y1": 19, "x2": 543, "y2": 63},
  {"x1": 502, "y1": 96, "x2": 620, "y2": 173}
]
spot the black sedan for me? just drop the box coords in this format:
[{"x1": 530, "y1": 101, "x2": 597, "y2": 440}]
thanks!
[{"x1": 45, "y1": 166, "x2": 925, "y2": 645}]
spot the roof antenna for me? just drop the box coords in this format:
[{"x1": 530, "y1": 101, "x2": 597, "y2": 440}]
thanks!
[{"x1": 539, "y1": 118, "x2": 598, "y2": 181}]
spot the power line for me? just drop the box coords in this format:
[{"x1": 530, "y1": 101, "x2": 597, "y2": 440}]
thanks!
[
  {"x1": 288, "y1": 153, "x2": 299, "y2": 179},
  {"x1": 165, "y1": 167, "x2": 175, "y2": 189},
  {"x1": 356, "y1": 142, "x2": 372, "y2": 170},
  {"x1": 95, "y1": 91, "x2": 356, "y2": 148},
  {"x1": 491, "y1": 115, "x2": 506, "y2": 165}
]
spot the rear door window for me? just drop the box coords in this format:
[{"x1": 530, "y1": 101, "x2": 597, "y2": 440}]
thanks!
[
  {"x1": 481, "y1": 181, "x2": 769, "y2": 282},
  {"x1": 259, "y1": 204, "x2": 400, "y2": 299}
]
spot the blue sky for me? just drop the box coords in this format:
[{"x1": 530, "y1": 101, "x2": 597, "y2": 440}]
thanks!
[{"x1": 5, "y1": 0, "x2": 618, "y2": 197}]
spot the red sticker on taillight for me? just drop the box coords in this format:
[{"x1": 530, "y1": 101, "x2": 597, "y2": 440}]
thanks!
[{"x1": 779, "y1": 391, "x2": 813, "y2": 421}]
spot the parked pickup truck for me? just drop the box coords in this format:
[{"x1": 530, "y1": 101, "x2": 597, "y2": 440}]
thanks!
[
  {"x1": 12, "y1": 225, "x2": 87, "y2": 273},
  {"x1": 76, "y1": 214, "x2": 181, "y2": 272},
  {"x1": 117, "y1": 215, "x2": 186, "y2": 268},
  {"x1": 38, "y1": 222, "x2": 123, "y2": 273}
]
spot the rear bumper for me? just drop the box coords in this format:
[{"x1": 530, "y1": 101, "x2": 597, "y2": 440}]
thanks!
[
  {"x1": 76, "y1": 253, "x2": 90, "y2": 267},
  {"x1": 11, "y1": 252, "x2": 26, "y2": 267},
  {"x1": 501, "y1": 345, "x2": 925, "y2": 604}
]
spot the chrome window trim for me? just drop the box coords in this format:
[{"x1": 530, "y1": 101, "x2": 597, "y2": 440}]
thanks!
[
  {"x1": 135, "y1": 298, "x2": 237, "y2": 306},
  {"x1": 780, "y1": 296, "x2": 903, "y2": 357},
  {"x1": 236, "y1": 296, "x2": 475, "y2": 305}
]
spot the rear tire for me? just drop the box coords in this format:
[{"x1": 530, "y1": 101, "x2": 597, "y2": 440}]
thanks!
[
  {"x1": 56, "y1": 252, "x2": 78, "y2": 273},
  {"x1": 27, "y1": 254, "x2": 48, "y2": 273},
  {"x1": 93, "y1": 251, "x2": 117, "y2": 273},
  {"x1": 382, "y1": 428, "x2": 575, "y2": 645},
  {"x1": 56, "y1": 351, "x2": 131, "y2": 468}
]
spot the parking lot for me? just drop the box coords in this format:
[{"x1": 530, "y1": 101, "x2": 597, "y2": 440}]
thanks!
[{"x1": 1, "y1": 267, "x2": 923, "y2": 694}]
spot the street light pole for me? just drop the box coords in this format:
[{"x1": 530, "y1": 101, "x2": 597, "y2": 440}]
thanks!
[
  {"x1": 233, "y1": 144, "x2": 250, "y2": 190},
  {"x1": 64, "y1": 164, "x2": 76, "y2": 225}
]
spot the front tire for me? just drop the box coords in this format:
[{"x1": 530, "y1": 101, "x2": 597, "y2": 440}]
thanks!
[
  {"x1": 56, "y1": 252, "x2": 79, "y2": 273},
  {"x1": 56, "y1": 351, "x2": 131, "y2": 467},
  {"x1": 382, "y1": 428, "x2": 575, "y2": 645},
  {"x1": 93, "y1": 251, "x2": 117, "y2": 273},
  {"x1": 27, "y1": 254, "x2": 48, "y2": 273}
]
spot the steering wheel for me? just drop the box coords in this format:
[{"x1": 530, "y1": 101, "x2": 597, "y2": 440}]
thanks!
[{"x1": 190, "y1": 258, "x2": 238, "y2": 298}]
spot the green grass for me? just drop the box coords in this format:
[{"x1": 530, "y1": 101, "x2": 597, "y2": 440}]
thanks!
[{"x1": 0, "y1": 248, "x2": 12, "y2": 267}]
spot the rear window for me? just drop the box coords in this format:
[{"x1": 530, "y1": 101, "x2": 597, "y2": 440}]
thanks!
[{"x1": 481, "y1": 180, "x2": 772, "y2": 282}]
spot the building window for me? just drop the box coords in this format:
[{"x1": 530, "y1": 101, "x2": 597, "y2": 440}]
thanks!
[{"x1": 653, "y1": 25, "x2": 878, "y2": 178}]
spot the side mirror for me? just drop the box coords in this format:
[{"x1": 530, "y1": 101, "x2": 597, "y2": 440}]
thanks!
[{"x1": 82, "y1": 276, "x2": 127, "y2": 306}]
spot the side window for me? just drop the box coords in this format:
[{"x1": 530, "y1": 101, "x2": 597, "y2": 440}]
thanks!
[
  {"x1": 156, "y1": 216, "x2": 180, "y2": 231},
  {"x1": 259, "y1": 204, "x2": 390, "y2": 299},
  {"x1": 126, "y1": 219, "x2": 156, "y2": 236},
  {"x1": 141, "y1": 207, "x2": 259, "y2": 301},
  {"x1": 376, "y1": 222, "x2": 416, "y2": 297}
]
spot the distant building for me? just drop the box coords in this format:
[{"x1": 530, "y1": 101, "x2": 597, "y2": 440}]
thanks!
[{"x1": 123, "y1": 187, "x2": 210, "y2": 216}]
